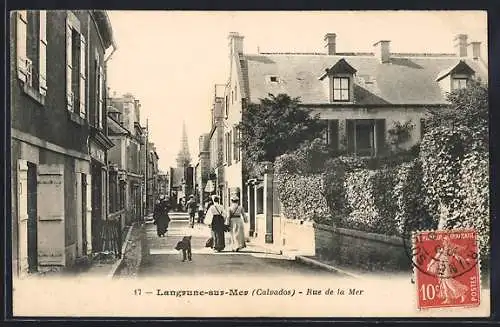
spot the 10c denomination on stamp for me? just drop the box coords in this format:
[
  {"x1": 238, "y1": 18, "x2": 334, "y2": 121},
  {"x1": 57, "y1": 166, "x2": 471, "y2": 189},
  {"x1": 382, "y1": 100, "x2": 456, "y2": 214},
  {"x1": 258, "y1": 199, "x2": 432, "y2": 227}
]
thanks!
[{"x1": 412, "y1": 229, "x2": 480, "y2": 310}]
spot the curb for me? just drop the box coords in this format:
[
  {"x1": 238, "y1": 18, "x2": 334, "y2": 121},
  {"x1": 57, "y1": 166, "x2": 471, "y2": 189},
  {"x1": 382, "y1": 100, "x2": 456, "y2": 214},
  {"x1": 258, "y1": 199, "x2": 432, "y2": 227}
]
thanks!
[
  {"x1": 295, "y1": 255, "x2": 363, "y2": 279},
  {"x1": 107, "y1": 224, "x2": 134, "y2": 279}
]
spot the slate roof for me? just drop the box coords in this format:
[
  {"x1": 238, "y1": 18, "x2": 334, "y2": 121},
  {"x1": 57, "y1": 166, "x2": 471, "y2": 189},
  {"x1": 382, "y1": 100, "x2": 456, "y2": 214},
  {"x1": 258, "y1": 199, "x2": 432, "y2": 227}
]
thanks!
[
  {"x1": 242, "y1": 53, "x2": 487, "y2": 105},
  {"x1": 107, "y1": 116, "x2": 129, "y2": 135}
]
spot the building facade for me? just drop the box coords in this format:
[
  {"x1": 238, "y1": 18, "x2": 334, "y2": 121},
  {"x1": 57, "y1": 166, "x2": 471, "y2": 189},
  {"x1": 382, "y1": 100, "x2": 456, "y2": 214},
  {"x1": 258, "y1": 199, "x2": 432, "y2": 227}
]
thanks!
[
  {"x1": 213, "y1": 31, "x2": 487, "y2": 234},
  {"x1": 146, "y1": 142, "x2": 160, "y2": 214},
  {"x1": 107, "y1": 93, "x2": 145, "y2": 229},
  {"x1": 11, "y1": 10, "x2": 116, "y2": 276}
]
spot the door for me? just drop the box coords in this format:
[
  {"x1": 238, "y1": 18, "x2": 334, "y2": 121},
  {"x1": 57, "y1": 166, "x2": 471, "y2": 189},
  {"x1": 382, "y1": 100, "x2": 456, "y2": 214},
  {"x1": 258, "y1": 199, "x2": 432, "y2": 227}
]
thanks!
[
  {"x1": 355, "y1": 120, "x2": 375, "y2": 156},
  {"x1": 27, "y1": 162, "x2": 38, "y2": 272},
  {"x1": 37, "y1": 164, "x2": 65, "y2": 267},
  {"x1": 91, "y1": 163, "x2": 101, "y2": 252},
  {"x1": 81, "y1": 173, "x2": 87, "y2": 255}
]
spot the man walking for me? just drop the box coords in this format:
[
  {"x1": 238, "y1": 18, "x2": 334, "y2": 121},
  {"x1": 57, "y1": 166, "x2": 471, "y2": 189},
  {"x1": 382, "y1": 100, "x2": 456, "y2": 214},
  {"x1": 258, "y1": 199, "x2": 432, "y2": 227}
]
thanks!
[{"x1": 185, "y1": 194, "x2": 198, "y2": 228}]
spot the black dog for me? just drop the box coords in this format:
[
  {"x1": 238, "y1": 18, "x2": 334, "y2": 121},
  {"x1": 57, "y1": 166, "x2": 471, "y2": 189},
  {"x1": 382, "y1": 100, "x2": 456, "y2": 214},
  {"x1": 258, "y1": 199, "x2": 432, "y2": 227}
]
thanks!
[{"x1": 174, "y1": 236, "x2": 192, "y2": 262}]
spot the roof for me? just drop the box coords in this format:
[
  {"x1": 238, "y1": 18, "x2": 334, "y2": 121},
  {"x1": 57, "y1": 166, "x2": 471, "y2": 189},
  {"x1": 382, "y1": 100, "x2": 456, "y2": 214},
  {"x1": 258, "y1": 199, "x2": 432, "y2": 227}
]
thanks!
[
  {"x1": 107, "y1": 116, "x2": 129, "y2": 135},
  {"x1": 242, "y1": 53, "x2": 487, "y2": 105}
]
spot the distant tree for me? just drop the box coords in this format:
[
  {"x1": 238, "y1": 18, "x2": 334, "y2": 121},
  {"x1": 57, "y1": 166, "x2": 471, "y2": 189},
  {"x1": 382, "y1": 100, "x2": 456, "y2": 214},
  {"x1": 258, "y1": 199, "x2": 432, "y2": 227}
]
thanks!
[{"x1": 237, "y1": 93, "x2": 325, "y2": 178}]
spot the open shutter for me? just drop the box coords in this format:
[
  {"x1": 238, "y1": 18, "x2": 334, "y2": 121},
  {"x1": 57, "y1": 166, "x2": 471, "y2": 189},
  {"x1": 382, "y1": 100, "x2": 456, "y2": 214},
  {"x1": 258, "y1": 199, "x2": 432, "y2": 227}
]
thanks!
[
  {"x1": 329, "y1": 120, "x2": 339, "y2": 152},
  {"x1": 98, "y1": 65, "x2": 104, "y2": 128},
  {"x1": 79, "y1": 34, "x2": 86, "y2": 118},
  {"x1": 65, "y1": 21, "x2": 73, "y2": 111},
  {"x1": 346, "y1": 120, "x2": 355, "y2": 154},
  {"x1": 16, "y1": 10, "x2": 28, "y2": 82},
  {"x1": 37, "y1": 165, "x2": 65, "y2": 266},
  {"x1": 39, "y1": 11, "x2": 47, "y2": 95},
  {"x1": 85, "y1": 174, "x2": 92, "y2": 255},
  {"x1": 375, "y1": 119, "x2": 386, "y2": 156},
  {"x1": 17, "y1": 160, "x2": 29, "y2": 275}
]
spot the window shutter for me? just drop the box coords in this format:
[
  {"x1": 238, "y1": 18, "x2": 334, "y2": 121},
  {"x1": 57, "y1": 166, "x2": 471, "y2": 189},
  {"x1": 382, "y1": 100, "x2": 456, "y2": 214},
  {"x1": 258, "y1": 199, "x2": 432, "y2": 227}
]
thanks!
[
  {"x1": 79, "y1": 34, "x2": 86, "y2": 118},
  {"x1": 98, "y1": 65, "x2": 104, "y2": 129},
  {"x1": 37, "y1": 165, "x2": 65, "y2": 267},
  {"x1": 17, "y1": 160, "x2": 29, "y2": 275},
  {"x1": 329, "y1": 119, "x2": 339, "y2": 152},
  {"x1": 375, "y1": 119, "x2": 386, "y2": 156},
  {"x1": 16, "y1": 10, "x2": 28, "y2": 82},
  {"x1": 346, "y1": 120, "x2": 355, "y2": 154},
  {"x1": 38, "y1": 11, "x2": 47, "y2": 95},
  {"x1": 85, "y1": 174, "x2": 92, "y2": 255},
  {"x1": 66, "y1": 21, "x2": 73, "y2": 111}
]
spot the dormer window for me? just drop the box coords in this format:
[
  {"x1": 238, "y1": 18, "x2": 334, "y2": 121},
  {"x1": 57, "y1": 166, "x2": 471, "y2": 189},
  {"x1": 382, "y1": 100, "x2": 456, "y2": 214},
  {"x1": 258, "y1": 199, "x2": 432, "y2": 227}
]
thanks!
[
  {"x1": 268, "y1": 75, "x2": 280, "y2": 83},
  {"x1": 436, "y1": 60, "x2": 475, "y2": 94},
  {"x1": 319, "y1": 58, "x2": 357, "y2": 103},
  {"x1": 333, "y1": 77, "x2": 350, "y2": 101}
]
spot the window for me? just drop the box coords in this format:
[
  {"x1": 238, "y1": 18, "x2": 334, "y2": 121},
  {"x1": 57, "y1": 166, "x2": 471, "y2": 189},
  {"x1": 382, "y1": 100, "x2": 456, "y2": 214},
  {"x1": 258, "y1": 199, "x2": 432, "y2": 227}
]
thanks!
[
  {"x1": 269, "y1": 76, "x2": 279, "y2": 83},
  {"x1": 231, "y1": 91, "x2": 234, "y2": 104},
  {"x1": 333, "y1": 77, "x2": 350, "y2": 101},
  {"x1": 235, "y1": 85, "x2": 237, "y2": 101},
  {"x1": 16, "y1": 10, "x2": 47, "y2": 98},
  {"x1": 233, "y1": 126, "x2": 240, "y2": 162},
  {"x1": 323, "y1": 120, "x2": 339, "y2": 151},
  {"x1": 225, "y1": 95, "x2": 229, "y2": 118},
  {"x1": 94, "y1": 52, "x2": 103, "y2": 128},
  {"x1": 452, "y1": 78, "x2": 468, "y2": 90},
  {"x1": 346, "y1": 119, "x2": 385, "y2": 157},
  {"x1": 66, "y1": 12, "x2": 86, "y2": 117}
]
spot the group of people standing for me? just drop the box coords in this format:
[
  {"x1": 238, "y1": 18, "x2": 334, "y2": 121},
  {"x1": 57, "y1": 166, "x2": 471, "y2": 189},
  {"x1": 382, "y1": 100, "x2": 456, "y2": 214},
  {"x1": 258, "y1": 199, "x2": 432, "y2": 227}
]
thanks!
[{"x1": 153, "y1": 193, "x2": 248, "y2": 253}]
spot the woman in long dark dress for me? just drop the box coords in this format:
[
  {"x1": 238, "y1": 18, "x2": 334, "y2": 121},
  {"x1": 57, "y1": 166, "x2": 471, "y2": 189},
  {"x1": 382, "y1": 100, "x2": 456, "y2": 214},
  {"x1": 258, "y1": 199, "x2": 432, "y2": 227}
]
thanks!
[
  {"x1": 204, "y1": 195, "x2": 226, "y2": 251},
  {"x1": 154, "y1": 196, "x2": 170, "y2": 237}
]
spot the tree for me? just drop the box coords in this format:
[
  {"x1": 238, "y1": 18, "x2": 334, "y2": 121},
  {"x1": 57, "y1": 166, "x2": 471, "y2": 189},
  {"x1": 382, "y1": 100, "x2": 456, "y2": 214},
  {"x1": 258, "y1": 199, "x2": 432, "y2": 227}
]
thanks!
[
  {"x1": 238, "y1": 93, "x2": 325, "y2": 178},
  {"x1": 424, "y1": 79, "x2": 488, "y2": 152}
]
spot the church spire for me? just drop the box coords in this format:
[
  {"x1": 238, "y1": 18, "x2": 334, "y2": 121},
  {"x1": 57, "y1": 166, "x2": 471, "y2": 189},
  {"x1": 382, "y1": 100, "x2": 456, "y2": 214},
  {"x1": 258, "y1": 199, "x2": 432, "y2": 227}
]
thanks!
[{"x1": 176, "y1": 121, "x2": 191, "y2": 168}]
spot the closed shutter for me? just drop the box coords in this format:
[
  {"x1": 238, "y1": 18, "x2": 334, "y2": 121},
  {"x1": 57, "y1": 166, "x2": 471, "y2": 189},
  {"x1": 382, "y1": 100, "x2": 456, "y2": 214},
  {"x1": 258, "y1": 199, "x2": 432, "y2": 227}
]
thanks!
[
  {"x1": 375, "y1": 119, "x2": 386, "y2": 156},
  {"x1": 329, "y1": 119, "x2": 339, "y2": 152},
  {"x1": 79, "y1": 34, "x2": 86, "y2": 118},
  {"x1": 16, "y1": 10, "x2": 28, "y2": 82},
  {"x1": 346, "y1": 120, "x2": 355, "y2": 154},
  {"x1": 85, "y1": 174, "x2": 92, "y2": 255},
  {"x1": 17, "y1": 160, "x2": 29, "y2": 275},
  {"x1": 65, "y1": 20, "x2": 73, "y2": 111},
  {"x1": 39, "y1": 10, "x2": 47, "y2": 95},
  {"x1": 37, "y1": 165, "x2": 65, "y2": 266}
]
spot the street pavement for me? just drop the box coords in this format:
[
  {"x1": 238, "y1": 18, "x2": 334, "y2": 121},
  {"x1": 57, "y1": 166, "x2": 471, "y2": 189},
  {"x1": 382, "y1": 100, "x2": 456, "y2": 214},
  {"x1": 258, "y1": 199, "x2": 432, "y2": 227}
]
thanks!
[{"x1": 139, "y1": 213, "x2": 335, "y2": 277}]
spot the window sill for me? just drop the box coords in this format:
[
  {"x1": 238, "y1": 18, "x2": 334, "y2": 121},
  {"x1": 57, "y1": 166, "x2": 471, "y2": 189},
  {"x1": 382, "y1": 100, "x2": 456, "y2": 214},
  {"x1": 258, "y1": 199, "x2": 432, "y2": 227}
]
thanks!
[
  {"x1": 22, "y1": 83, "x2": 46, "y2": 106},
  {"x1": 68, "y1": 111, "x2": 87, "y2": 126}
]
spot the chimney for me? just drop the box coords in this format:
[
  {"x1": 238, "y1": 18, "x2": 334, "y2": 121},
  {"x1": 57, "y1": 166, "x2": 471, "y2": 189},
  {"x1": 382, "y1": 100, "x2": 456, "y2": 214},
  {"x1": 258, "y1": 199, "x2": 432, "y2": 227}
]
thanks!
[
  {"x1": 324, "y1": 33, "x2": 336, "y2": 55},
  {"x1": 373, "y1": 40, "x2": 391, "y2": 63},
  {"x1": 228, "y1": 32, "x2": 244, "y2": 57},
  {"x1": 469, "y1": 41, "x2": 481, "y2": 60},
  {"x1": 454, "y1": 34, "x2": 468, "y2": 57}
]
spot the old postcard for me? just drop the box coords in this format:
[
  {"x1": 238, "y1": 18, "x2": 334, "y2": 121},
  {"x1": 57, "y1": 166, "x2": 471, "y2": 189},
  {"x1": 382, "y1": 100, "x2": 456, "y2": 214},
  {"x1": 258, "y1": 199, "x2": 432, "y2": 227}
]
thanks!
[{"x1": 10, "y1": 10, "x2": 490, "y2": 317}]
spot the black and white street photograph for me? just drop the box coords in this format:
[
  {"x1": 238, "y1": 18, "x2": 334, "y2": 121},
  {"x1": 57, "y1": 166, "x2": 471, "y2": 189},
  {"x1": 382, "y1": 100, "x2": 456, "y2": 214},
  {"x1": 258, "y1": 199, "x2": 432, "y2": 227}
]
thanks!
[{"x1": 9, "y1": 10, "x2": 490, "y2": 317}]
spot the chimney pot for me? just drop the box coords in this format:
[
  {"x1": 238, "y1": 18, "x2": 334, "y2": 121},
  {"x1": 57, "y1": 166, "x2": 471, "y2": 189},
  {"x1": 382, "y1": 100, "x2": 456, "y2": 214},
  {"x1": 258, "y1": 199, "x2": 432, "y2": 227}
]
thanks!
[
  {"x1": 373, "y1": 40, "x2": 391, "y2": 63},
  {"x1": 454, "y1": 34, "x2": 468, "y2": 57},
  {"x1": 324, "y1": 33, "x2": 337, "y2": 55},
  {"x1": 470, "y1": 41, "x2": 481, "y2": 60}
]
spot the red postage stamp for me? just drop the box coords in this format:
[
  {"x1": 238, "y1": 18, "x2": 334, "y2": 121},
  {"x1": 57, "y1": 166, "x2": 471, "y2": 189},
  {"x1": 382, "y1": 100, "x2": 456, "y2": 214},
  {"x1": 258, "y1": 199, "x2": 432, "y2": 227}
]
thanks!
[{"x1": 412, "y1": 229, "x2": 481, "y2": 310}]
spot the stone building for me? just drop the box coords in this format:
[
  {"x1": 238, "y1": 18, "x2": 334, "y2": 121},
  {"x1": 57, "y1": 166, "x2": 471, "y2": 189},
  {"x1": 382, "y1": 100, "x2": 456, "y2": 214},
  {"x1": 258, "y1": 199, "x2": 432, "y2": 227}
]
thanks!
[
  {"x1": 107, "y1": 93, "x2": 145, "y2": 229},
  {"x1": 11, "y1": 10, "x2": 116, "y2": 275}
]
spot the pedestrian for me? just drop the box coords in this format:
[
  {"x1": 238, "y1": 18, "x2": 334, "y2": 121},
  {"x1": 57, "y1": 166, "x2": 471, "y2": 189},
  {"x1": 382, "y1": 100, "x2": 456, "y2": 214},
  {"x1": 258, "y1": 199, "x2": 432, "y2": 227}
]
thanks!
[
  {"x1": 228, "y1": 195, "x2": 248, "y2": 252},
  {"x1": 197, "y1": 202, "x2": 205, "y2": 224},
  {"x1": 204, "y1": 195, "x2": 226, "y2": 252},
  {"x1": 154, "y1": 195, "x2": 170, "y2": 237},
  {"x1": 185, "y1": 194, "x2": 198, "y2": 228}
]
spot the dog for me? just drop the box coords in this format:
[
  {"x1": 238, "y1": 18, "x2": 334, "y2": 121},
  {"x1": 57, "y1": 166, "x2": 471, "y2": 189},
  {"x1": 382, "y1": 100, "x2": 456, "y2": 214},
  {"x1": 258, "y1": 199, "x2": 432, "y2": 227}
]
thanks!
[{"x1": 174, "y1": 236, "x2": 192, "y2": 262}]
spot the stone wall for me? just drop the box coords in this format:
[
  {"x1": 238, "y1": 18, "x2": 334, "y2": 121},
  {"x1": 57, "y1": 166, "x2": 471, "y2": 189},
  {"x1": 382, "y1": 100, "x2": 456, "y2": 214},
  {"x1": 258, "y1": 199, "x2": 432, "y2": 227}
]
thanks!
[{"x1": 314, "y1": 223, "x2": 412, "y2": 272}]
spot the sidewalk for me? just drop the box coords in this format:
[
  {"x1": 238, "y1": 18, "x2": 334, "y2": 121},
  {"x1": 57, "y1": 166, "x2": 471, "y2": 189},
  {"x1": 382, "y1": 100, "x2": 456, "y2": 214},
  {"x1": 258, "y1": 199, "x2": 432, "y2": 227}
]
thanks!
[{"x1": 246, "y1": 237, "x2": 369, "y2": 279}]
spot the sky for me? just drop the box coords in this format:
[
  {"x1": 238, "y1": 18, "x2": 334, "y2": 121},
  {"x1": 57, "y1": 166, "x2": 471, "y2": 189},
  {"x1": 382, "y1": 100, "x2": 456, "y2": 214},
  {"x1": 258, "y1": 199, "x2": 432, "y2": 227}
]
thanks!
[{"x1": 105, "y1": 11, "x2": 487, "y2": 171}]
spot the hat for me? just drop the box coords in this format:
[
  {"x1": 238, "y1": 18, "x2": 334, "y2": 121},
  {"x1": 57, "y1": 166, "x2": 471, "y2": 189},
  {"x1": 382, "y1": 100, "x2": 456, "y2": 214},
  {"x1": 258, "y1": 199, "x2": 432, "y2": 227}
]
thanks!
[
  {"x1": 231, "y1": 195, "x2": 239, "y2": 202},
  {"x1": 189, "y1": 194, "x2": 194, "y2": 198},
  {"x1": 159, "y1": 195, "x2": 165, "y2": 200}
]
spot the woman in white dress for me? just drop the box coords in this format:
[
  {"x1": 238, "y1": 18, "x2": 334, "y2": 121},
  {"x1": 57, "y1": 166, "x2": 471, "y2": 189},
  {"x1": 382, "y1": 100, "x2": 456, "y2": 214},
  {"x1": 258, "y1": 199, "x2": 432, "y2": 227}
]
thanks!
[{"x1": 228, "y1": 195, "x2": 248, "y2": 252}]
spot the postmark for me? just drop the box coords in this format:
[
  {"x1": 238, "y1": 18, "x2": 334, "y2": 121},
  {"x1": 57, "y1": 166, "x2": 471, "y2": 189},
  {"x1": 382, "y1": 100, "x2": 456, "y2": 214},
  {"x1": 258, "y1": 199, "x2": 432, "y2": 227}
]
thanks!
[{"x1": 411, "y1": 229, "x2": 481, "y2": 309}]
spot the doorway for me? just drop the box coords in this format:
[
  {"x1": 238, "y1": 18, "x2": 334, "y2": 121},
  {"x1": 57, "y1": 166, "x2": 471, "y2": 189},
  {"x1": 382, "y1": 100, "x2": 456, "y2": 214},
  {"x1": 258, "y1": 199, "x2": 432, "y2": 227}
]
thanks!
[
  {"x1": 27, "y1": 162, "x2": 38, "y2": 272},
  {"x1": 81, "y1": 173, "x2": 87, "y2": 255}
]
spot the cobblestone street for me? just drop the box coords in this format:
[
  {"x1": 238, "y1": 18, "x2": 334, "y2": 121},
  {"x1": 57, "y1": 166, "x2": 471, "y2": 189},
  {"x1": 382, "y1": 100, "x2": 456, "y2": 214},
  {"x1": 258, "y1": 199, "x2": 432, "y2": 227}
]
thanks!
[{"x1": 139, "y1": 213, "x2": 336, "y2": 277}]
